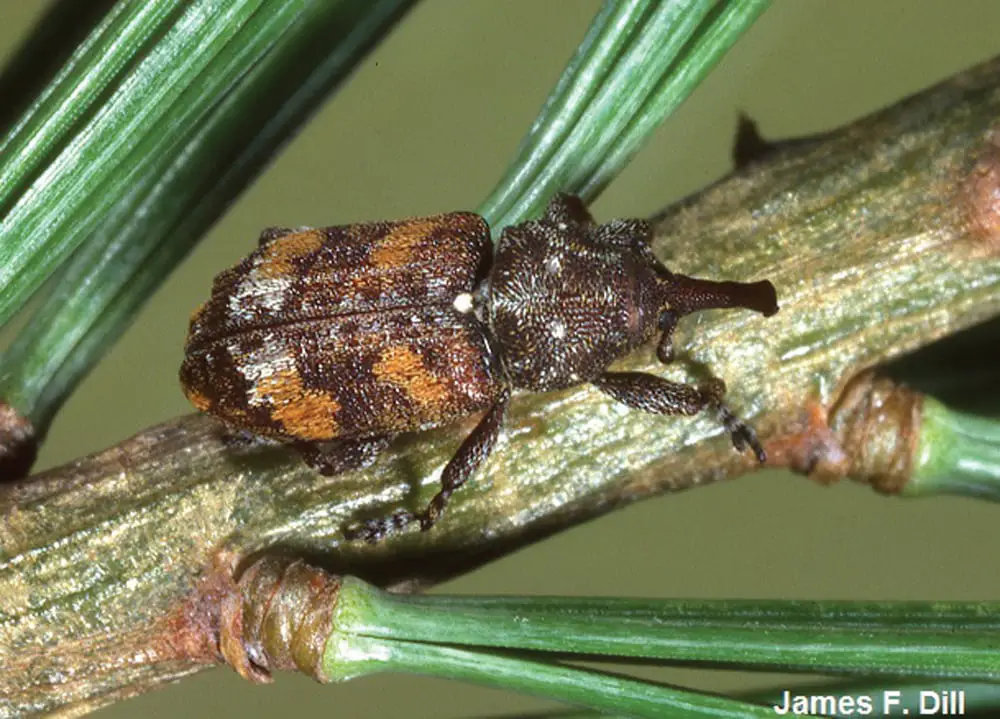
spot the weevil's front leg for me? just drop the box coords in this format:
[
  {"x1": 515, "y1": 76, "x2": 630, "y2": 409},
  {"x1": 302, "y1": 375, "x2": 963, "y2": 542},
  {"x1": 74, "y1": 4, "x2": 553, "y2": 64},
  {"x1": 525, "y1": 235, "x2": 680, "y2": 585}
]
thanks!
[
  {"x1": 345, "y1": 388, "x2": 512, "y2": 543},
  {"x1": 296, "y1": 436, "x2": 390, "y2": 476},
  {"x1": 593, "y1": 372, "x2": 765, "y2": 462}
]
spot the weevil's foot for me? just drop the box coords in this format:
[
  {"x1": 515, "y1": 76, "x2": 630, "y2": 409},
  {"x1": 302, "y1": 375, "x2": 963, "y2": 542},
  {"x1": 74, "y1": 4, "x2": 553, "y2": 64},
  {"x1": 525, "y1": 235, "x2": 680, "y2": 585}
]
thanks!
[
  {"x1": 343, "y1": 509, "x2": 417, "y2": 544},
  {"x1": 416, "y1": 491, "x2": 450, "y2": 532},
  {"x1": 717, "y1": 405, "x2": 766, "y2": 463},
  {"x1": 344, "y1": 496, "x2": 449, "y2": 542}
]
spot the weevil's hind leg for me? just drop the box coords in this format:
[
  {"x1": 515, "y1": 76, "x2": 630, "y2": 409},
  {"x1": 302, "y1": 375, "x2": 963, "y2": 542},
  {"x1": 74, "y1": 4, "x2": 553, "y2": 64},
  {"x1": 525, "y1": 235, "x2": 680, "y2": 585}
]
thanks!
[
  {"x1": 296, "y1": 436, "x2": 390, "y2": 476},
  {"x1": 345, "y1": 388, "x2": 511, "y2": 543},
  {"x1": 221, "y1": 427, "x2": 282, "y2": 450},
  {"x1": 593, "y1": 372, "x2": 765, "y2": 462}
]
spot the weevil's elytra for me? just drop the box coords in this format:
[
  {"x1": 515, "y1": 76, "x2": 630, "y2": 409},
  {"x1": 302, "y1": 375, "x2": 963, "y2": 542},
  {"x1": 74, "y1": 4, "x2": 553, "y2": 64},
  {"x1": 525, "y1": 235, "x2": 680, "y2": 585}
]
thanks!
[
  {"x1": 181, "y1": 213, "x2": 500, "y2": 444},
  {"x1": 181, "y1": 194, "x2": 779, "y2": 542}
]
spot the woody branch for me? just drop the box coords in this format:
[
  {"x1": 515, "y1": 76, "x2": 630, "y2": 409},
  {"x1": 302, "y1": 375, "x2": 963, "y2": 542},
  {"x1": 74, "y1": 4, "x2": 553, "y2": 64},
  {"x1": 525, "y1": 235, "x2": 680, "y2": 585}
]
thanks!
[{"x1": 2, "y1": 56, "x2": 1000, "y2": 716}]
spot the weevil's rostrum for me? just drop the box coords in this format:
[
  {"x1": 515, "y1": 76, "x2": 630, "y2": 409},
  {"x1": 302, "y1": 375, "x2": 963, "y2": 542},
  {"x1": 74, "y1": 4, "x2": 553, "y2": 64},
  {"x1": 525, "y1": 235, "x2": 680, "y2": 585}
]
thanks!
[{"x1": 181, "y1": 194, "x2": 779, "y2": 541}]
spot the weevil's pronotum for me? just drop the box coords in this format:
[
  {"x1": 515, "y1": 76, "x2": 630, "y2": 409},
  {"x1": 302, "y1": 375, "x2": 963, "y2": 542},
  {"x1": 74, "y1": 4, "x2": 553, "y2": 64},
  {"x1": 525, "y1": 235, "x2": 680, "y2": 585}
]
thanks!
[{"x1": 180, "y1": 194, "x2": 778, "y2": 541}]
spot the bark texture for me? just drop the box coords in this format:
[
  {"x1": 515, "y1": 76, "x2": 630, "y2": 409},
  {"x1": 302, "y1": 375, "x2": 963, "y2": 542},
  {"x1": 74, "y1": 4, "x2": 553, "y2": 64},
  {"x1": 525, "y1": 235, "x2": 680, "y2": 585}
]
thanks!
[{"x1": 3, "y1": 56, "x2": 1000, "y2": 716}]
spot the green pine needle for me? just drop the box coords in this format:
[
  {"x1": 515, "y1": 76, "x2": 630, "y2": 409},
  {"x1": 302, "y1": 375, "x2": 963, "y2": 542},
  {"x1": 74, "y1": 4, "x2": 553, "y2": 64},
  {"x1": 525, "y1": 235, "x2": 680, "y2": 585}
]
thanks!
[
  {"x1": 0, "y1": 0, "x2": 416, "y2": 432},
  {"x1": 478, "y1": 0, "x2": 771, "y2": 230},
  {"x1": 334, "y1": 577, "x2": 1000, "y2": 682},
  {"x1": 325, "y1": 635, "x2": 773, "y2": 719},
  {"x1": 909, "y1": 397, "x2": 1000, "y2": 499}
]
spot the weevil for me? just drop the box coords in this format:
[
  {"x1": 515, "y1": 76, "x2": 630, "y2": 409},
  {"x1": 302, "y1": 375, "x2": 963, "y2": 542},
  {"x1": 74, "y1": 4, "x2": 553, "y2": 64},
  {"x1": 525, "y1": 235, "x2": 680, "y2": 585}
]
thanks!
[{"x1": 180, "y1": 194, "x2": 778, "y2": 541}]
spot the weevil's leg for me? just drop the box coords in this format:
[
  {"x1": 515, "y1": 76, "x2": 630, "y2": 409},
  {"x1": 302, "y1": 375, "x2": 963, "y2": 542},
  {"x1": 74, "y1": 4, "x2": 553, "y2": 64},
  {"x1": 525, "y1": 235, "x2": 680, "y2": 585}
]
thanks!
[
  {"x1": 418, "y1": 387, "x2": 510, "y2": 529},
  {"x1": 543, "y1": 193, "x2": 594, "y2": 226},
  {"x1": 346, "y1": 388, "x2": 512, "y2": 543},
  {"x1": 594, "y1": 371, "x2": 710, "y2": 416},
  {"x1": 668, "y1": 274, "x2": 779, "y2": 319},
  {"x1": 257, "y1": 227, "x2": 297, "y2": 247},
  {"x1": 593, "y1": 372, "x2": 765, "y2": 462},
  {"x1": 296, "y1": 436, "x2": 390, "y2": 476}
]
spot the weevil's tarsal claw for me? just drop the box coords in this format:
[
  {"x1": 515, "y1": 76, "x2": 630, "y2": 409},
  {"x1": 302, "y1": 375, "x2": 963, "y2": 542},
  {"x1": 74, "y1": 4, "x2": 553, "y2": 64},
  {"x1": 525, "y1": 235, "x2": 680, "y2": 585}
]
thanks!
[
  {"x1": 716, "y1": 405, "x2": 766, "y2": 463},
  {"x1": 344, "y1": 509, "x2": 417, "y2": 544}
]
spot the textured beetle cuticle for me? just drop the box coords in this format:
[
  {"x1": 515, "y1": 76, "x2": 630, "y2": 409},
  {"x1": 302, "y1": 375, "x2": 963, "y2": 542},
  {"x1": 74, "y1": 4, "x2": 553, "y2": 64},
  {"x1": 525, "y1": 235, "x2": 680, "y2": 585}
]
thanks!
[{"x1": 181, "y1": 194, "x2": 779, "y2": 540}]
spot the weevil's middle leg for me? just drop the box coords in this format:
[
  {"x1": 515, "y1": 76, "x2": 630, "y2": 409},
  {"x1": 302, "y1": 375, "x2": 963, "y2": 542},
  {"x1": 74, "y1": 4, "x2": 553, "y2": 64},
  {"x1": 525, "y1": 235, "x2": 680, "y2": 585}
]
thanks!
[
  {"x1": 345, "y1": 388, "x2": 511, "y2": 543},
  {"x1": 593, "y1": 371, "x2": 765, "y2": 462}
]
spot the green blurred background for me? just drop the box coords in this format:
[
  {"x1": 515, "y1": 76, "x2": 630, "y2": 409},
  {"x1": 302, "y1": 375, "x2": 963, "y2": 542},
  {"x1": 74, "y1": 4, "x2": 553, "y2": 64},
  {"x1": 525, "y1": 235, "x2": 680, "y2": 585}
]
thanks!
[{"x1": 1, "y1": 1, "x2": 999, "y2": 717}]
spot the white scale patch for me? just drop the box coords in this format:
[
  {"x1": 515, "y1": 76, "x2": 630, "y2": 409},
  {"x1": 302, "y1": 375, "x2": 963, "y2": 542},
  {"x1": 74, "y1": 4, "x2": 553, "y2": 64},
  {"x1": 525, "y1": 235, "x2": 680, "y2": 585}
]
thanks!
[
  {"x1": 227, "y1": 261, "x2": 294, "y2": 316},
  {"x1": 548, "y1": 318, "x2": 567, "y2": 340},
  {"x1": 544, "y1": 253, "x2": 562, "y2": 275},
  {"x1": 231, "y1": 331, "x2": 296, "y2": 407},
  {"x1": 452, "y1": 292, "x2": 475, "y2": 314}
]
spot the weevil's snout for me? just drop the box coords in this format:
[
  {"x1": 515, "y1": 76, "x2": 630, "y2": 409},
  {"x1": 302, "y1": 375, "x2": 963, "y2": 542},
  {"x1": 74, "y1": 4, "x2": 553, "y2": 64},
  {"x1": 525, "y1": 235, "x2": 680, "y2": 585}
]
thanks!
[
  {"x1": 743, "y1": 279, "x2": 779, "y2": 317},
  {"x1": 660, "y1": 274, "x2": 779, "y2": 319}
]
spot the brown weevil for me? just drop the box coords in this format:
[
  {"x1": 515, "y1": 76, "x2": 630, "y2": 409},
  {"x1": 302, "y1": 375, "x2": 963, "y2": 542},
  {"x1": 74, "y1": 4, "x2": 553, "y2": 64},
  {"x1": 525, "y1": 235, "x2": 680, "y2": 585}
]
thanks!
[{"x1": 180, "y1": 194, "x2": 778, "y2": 541}]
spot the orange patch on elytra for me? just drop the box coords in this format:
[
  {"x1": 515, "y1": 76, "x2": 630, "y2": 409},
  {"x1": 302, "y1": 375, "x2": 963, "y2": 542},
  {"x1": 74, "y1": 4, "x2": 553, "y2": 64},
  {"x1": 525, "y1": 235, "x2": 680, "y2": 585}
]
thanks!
[
  {"x1": 184, "y1": 386, "x2": 213, "y2": 412},
  {"x1": 257, "y1": 370, "x2": 341, "y2": 440},
  {"x1": 373, "y1": 346, "x2": 450, "y2": 407},
  {"x1": 256, "y1": 230, "x2": 324, "y2": 279},
  {"x1": 370, "y1": 220, "x2": 435, "y2": 268},
  {"x1": 189, "y1": 302, "x2": 208, "y2": 325}
]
